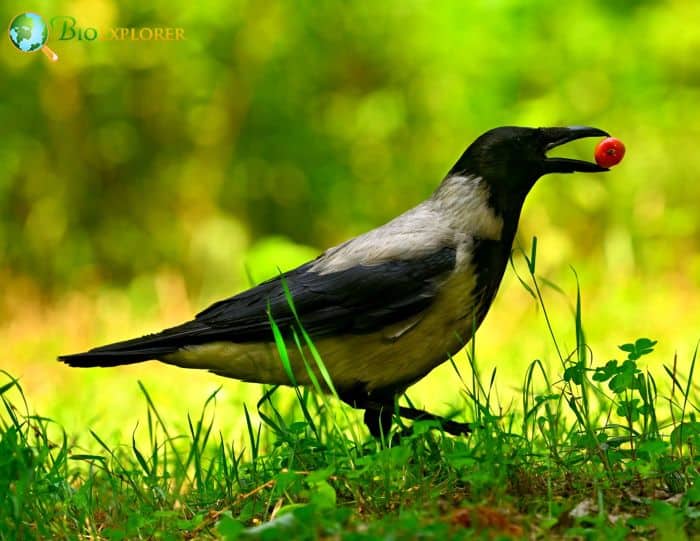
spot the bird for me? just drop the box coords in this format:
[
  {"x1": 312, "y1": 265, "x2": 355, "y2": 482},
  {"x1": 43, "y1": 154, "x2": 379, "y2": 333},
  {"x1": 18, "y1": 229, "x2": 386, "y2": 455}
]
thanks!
[{"x1": 60, "y1": 126, "x2": 611, "y2": 438}]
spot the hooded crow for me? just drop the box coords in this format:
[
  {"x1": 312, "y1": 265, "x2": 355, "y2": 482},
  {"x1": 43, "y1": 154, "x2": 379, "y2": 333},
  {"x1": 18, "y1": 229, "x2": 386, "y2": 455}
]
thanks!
[{"x1": 60, "y1": 126, "x2": 610, "y2": 437}]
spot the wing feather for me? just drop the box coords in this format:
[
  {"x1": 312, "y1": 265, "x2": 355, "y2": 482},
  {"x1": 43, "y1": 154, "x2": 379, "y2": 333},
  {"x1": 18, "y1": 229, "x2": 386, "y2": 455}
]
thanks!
[
  {"x1": 196, "y1": 245, "x2": 457, "y2": 340},
  {"x1": 59, "y1": 245, "x2": 457, "y2": 366}
]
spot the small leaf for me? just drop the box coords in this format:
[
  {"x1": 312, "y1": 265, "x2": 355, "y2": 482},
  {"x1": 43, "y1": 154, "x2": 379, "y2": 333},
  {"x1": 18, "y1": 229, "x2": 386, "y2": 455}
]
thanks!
[
  {"x1": 275, "y1": 503, "x2": 309, "y2": 517},
  {"x1": 306, "y1": 467, "x2": 334, "y2": 484},
  {"x1": 621, "y1": 359, "x2": 638, "y2": 371},
  {"x1": 217, "y1": 514, "x2": 244, "y2": 540},
  {"x1": 564, "y1": 363, "x2": 584, "y2": 385},
  {"x1": 275, "y1": 470, "x2": 301, "y2": 493},
  {"x1": 592, "y1": 360, "x2": 618, "y2": 382},
  {"x1": 617, "y1": 399, "x2": 640, "y2": 421},
  {"x1": 309, "y1": 480, "x2": 336, "y2": 509},
  {"x1": 177, "y1": 514, "x2": 204, "y2": 530},
  {"x1": 670, "y1": 422, "x2": 700, "y2": 448},
  {"x1": 635, "y1": 338, "x2": 658, "y2": 353},
  {"x1": 243, "y1": 513, "x2": 299, "y2": 536},
  {"x1": 638, "y1": 439, "x2": 668, "y2": 456},
  {"x1": 609, "y1": 372, "x2": 634, "y2": 393},
  {"x1": 685, "y1": 484, "x2": 700, "y2": 505},
  {"x1": 619, "y1": 338, "x2": 658, "y2": 361}
]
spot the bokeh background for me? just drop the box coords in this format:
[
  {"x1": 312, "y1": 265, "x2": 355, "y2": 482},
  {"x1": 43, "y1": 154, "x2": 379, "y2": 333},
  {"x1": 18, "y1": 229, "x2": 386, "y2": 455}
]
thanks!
[{"x1": 2, "y1": 0, "x2": 699, "y2": 440}]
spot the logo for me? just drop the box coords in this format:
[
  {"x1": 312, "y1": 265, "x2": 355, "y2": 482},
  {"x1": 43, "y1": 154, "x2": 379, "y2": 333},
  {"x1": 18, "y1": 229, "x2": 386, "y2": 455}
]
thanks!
[
  {"x1": 8, "y1": 12, "x2": 58, "y2": 61},
  {"x1": 8, "y1": 13, "x2": 185, "y2": 62}
]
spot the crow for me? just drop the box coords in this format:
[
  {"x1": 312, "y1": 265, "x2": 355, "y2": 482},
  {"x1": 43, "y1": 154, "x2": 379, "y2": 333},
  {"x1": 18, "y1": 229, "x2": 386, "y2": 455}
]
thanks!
[{"x1": 60, "y1": 126, "x2": 610, "y2": 438}]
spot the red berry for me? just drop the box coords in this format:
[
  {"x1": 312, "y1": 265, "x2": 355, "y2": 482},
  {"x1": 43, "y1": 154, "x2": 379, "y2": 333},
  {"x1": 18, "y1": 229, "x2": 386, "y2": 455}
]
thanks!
[{"x1": 594, "y1": 137, "x2": 626, "y2": 168}]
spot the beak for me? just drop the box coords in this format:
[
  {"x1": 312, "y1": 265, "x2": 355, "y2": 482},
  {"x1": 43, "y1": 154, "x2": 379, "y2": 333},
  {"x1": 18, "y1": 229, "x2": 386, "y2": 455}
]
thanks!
[{"x1": 541, "y1": 126, "x2": 610, "y2": 173}]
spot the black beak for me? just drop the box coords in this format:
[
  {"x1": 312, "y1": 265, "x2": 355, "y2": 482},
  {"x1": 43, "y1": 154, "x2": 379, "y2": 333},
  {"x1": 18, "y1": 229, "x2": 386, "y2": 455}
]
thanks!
[{"x1": 540, "y1": 126, "x2": 610, "y2": 173}]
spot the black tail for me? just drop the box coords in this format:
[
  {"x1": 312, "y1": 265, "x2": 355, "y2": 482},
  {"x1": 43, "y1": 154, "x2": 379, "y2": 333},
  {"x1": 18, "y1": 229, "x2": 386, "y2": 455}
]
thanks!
[
  {"x1": 58, "y1": 347, "x2": 177, "y2": 368},
  {"x1": 58, "y1": 320, "x2": 210, "y2": 368}
]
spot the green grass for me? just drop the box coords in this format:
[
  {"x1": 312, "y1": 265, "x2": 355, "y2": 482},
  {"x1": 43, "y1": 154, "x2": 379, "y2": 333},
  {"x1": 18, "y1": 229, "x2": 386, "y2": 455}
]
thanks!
[{"x1": 3, "y1": 244, "x2": 700, "y2": 540}]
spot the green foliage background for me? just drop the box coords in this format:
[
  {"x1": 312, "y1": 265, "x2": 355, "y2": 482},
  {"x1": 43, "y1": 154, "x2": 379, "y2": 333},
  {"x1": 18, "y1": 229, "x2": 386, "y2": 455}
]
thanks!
[{"x1": 1, "y1": 0, "x2": 698, "y2": 433}]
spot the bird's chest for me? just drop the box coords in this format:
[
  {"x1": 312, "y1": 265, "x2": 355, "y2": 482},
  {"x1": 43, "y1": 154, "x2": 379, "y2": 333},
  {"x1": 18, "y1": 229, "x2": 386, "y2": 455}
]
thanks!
[{"x1": 399, "y1": 235, "x2": 508, "y2": 359}]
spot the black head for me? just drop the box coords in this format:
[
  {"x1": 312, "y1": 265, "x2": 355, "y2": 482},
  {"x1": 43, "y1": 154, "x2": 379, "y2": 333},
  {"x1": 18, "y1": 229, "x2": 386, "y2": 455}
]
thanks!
[{"x1": 448, "y1": 125, "x2": 610, "y2": 214}]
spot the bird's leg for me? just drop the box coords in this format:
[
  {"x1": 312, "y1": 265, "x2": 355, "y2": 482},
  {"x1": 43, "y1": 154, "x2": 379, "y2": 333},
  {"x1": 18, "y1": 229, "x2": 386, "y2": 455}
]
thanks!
[
  {"x1": 343, "y1": 389, "x2": 473, "y2": 439},
  {"x1": 363, "y1": 405, "x2": 393, "y2": 440},
  {"x1": 396, "y1": 406, "x2": 473, "y2": 436}
]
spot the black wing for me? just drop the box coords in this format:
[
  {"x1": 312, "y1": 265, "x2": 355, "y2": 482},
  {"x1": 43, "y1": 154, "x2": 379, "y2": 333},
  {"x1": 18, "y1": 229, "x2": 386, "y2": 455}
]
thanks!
[
  {"x1": 59, "y1": 246, "x2": 456, "y2": 366},
  {"x1": 198, "y1": 245, "x2": 457, "y2": 340}
]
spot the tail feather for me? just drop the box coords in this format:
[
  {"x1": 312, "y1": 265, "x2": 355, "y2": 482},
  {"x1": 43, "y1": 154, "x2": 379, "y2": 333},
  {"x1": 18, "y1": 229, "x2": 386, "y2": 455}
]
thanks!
[
  {"x1": 59, "y1": 347, "x2": 176, "y2": 368},
  {"x1": 58, "y1": 320, "x2": 210, "y2": 368}
]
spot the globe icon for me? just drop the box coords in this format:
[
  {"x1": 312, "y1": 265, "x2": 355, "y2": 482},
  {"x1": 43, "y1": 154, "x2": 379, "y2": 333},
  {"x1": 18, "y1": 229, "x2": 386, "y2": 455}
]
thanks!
[
  {"x1": 8, "y1": 12, "x2": 57, "y2": 60},
  {"x1": 9, "y1": 12, "x2": 48, "y2": 52}
]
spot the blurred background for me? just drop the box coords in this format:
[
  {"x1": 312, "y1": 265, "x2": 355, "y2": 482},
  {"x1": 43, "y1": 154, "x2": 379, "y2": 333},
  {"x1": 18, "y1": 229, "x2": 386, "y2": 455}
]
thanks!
[{"x1": 2, "y1": 0, "x2": 698, "y2": 440}]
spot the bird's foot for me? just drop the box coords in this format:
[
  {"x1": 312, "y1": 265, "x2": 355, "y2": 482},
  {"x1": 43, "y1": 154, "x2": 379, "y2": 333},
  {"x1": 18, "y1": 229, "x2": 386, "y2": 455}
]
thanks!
[
  {"x1": 396, "y1": 406, "x2": 473, "y2": 436},
  {"x1": 362, "y1": 403, "x2": 473, "y2": 440}
]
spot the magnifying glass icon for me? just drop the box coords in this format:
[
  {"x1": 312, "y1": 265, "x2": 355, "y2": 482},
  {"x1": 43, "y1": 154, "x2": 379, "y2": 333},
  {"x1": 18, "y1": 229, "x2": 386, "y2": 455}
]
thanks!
[{"x1": 8, "y1": 12, "x2": 59, "y2": 62}]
